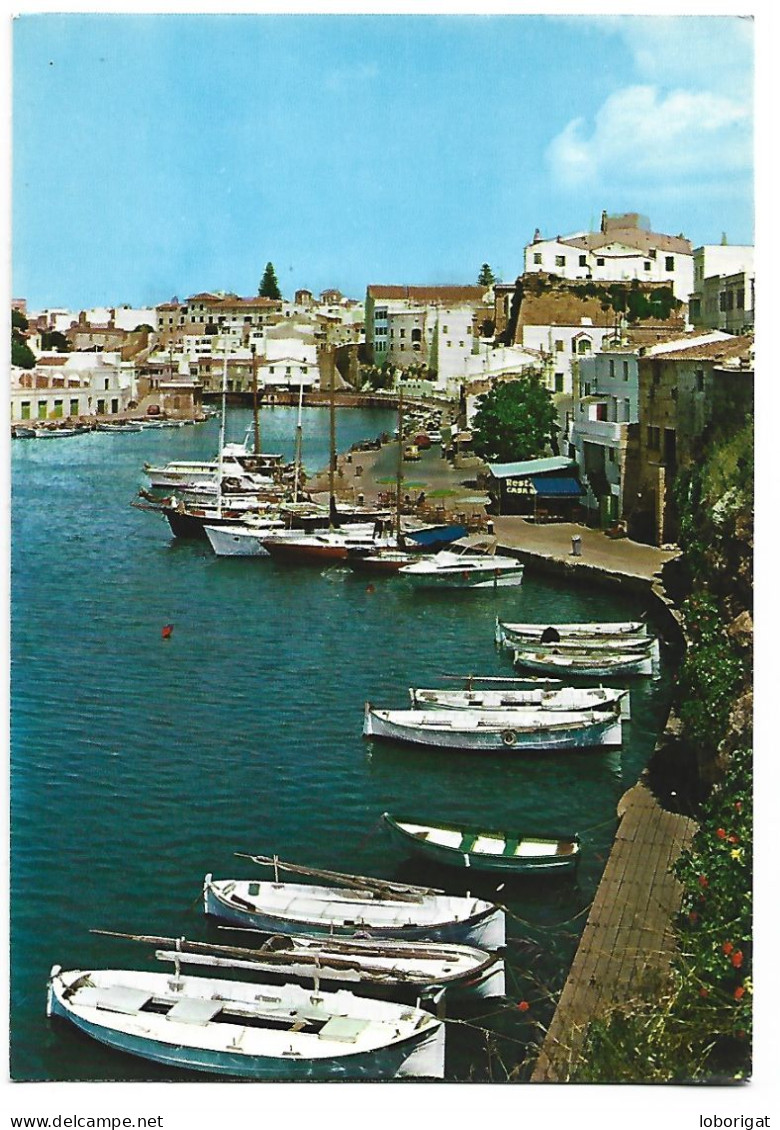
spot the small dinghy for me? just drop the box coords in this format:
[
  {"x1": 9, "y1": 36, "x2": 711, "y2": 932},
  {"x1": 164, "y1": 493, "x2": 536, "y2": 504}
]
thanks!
[
  {"x1": 47, "y1": 963, "x2": 444, "y2": 1079},
  {"x1": 92, "y1": 928, "x2": 505, "y2": 1001},
  {"x1": 382, "y1": 814, "x2": 580, "y2": 875},
  {"x1": 511, "y1": 647, "x2": 655, "y2": 678},
  {"x1": 410, "y1": 685, "x2": 629, "y2": 717},
  {"x1": 495, "y1": 618, "x2": 648, "y2": 645},
  {"x1": 364, "y1": 703, "x2": 622, "y2": 751},
  {"x1": 203, "y1": 857, "x2": 505, "y2": 950}
]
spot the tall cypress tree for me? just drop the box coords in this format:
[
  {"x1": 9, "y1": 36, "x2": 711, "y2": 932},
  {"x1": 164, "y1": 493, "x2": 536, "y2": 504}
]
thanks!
[{"x1": 258, "y1": 262, "x2": 282, "y2": 300}]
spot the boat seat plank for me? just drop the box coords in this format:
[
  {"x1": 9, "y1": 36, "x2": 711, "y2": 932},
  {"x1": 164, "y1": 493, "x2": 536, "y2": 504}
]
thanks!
[
  {"x1": 459, "y1": 834, "x2": 478, "y2": 853},
  {"x1": 471, "y1": 835, "x2": 506, "y2": 855},
  {"x1": 91, "y1": 987, "x2": 154, "y2": 1015},
  {"x1": 317, "y1": 1016, "x2": 370, "y2": 1044},
  {"x1": 502, "y1": 838, "x2": 520, "y2": 857},
  {"x1": 166, "y1": 998, "x2": 223, "y2": 1025}
]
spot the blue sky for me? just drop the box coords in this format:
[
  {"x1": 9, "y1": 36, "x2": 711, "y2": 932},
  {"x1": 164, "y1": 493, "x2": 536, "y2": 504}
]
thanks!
[{"x1": 12, "y1": 11, "x2": 754, "y2": 311}]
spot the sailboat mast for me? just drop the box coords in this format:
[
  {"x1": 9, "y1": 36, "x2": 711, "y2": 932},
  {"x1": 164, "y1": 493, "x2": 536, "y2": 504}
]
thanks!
[
  {"x1": 293, "y1": 382, "x2": 304, "y2": 504},
  {"x1": 328, "y1": 354, "x2": 337, "y2": 529},
  {"x1": 217, "y1": 345, "x2": 228, "y2": 520},
  {"x1": 395, "y1": 378, "x2": 404, "y2": 546},
  {"x1": 251, "y1": 344, "x2": 260, "y2": 454}
]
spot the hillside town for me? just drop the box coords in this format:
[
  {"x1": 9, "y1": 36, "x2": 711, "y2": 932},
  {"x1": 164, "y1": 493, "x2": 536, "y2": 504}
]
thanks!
[{"x1": 11, "y1": 210, "x2": 753, "y2": 553}]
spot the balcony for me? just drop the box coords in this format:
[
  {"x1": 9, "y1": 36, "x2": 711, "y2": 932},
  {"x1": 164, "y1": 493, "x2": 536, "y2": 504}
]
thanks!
[{"x1": 576, "y1": 418, "x2": 624, "y2": 444}]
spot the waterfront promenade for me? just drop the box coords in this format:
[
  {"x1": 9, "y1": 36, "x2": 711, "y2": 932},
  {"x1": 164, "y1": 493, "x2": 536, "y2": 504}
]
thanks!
[{"x1": 531, "y1": 779, "x2": 697, "y2": 1081}]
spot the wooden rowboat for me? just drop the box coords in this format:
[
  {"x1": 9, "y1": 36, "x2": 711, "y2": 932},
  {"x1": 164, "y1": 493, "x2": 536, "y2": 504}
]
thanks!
[
  {"x1": 364, "y1": 703, "x2": 623, "y2": 751},
  {"x1": 512, "y1": 648, "x2": 654, "y2": 678},
  {"x1": 47, "y1": 963, "x2": 444, "y2": 1079},
  {"x1": 203, "y1": 857, "x2": 505, "y2": 950},
  {"x1": 382, "y1": 813, "x2": 580, "y2": 875},
  {"x1": 92, "y1": 928, "x2": 505, "y2": 1001},
  {"x1": 409, "y1": 685, "x2": 629, "y2": 716}
]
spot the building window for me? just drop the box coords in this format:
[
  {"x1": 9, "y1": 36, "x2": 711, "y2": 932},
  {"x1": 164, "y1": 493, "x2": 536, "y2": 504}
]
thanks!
[
  {"x1": 577, "y1": 338, "x2": 591, "y2": 355},
  {"x1": 555, "y1": 340, "x2": 564, "y2": 352},
  {"x1": 555, "y1": 373, "x2": 564, "y2": 392},
  {"x1": 400, "y1": 329, "x2": 406, "y2": 338},
  {"x1": 533, "y1": 252, "x2": 542, "y2": 265},
  {"x1": 644, "y1": 261, "x2": 651, "y2": 271},
  {"x1": 555, "y1": 255, "x2": 566, "y2": 268},
  {"x1": 609, "y1": 359, "x2": 615, "y2": 378},
  {"x1": 737, "y1": 288, "x2": 745, "y2": 309},
  {"x1": 21, "y1": 402, "x2": 31, "y2": 419},
  {"x1": 719, "y1": 292, "x2": 728, "y2": 312},
  {"x1": 647, "y1": 425, "x2": 660, "y2": 449},
  {"x1": 665, "y1": 256, "x2": 675, "y2": 271},
  {"x1": 442, "y1": 325, "x2": 448, "y2": 334},
  {"x1": 579, "y1": 255, "x2": 587, "y2": 267},
  {"x1": 38, "y1": 402, "x2": 48, "y2": 419},
  {"x1": 70, "y1": 399, "x2": 79, "y2": 415},
  {"x1": 623, "y1": 361, "x2": 629, "y2": 380},
  {"x1": 53, "y1": 399, "x2": 63, "y2": 417},
  {"x1": 649, "y1": 249, "x2": 657, "y2": 259},
  {"x1": 596, "y1": 258, "x2": 604, "y2": 267},
  {"x1": 608, "y1": 447, "x2": 616, "y2": 463},
  {"x1": 689, "y1": 298, "x2": 701, "y2": 319},
  {"x1": 695, "y1": 368, "x2": 705, "y2": 392}
]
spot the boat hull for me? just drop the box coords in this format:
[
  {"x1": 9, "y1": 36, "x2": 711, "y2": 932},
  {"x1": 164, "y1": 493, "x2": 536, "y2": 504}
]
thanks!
[
  {"x1": 400, "y1": 564, "x2": 525, "y2": 589},
  {"x1": 47, "y1": 969, "x2": 444, "y2": 1080},
  {"x1": 204, "y1": 525, "x2": 272, "y2": 557},
  {"x1": 364, "y1": 707, "x2": 622, "y2": 751}
]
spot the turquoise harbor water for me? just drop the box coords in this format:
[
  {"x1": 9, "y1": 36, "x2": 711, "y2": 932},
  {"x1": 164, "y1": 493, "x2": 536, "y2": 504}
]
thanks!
[{"x1": 11, "y1": 408, "x2": 675, "y2": 1083}]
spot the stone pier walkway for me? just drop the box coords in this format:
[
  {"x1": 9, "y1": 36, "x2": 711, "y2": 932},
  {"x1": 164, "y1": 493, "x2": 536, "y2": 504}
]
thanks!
[{"x1": 531, "y1": 778, "x2": 697, "y2": 1082}]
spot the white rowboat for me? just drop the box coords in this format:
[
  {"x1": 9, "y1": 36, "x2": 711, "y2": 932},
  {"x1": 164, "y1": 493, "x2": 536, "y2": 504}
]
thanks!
[{"x1": 47, "y1": 965, "x2": 444, "y2": 1079}]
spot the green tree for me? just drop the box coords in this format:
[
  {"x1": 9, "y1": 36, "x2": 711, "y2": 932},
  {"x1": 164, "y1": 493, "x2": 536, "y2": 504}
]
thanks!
[
  {"x1": 258, "y1": 262, "x2": 282, "y2": 300},
  {"x1": 471, "y1": 374, "x2": 557, "y2": 463},
  {"x1": 11, "y1": 309, "x2": 35, "y2": 369},
  {"x1": 478, "y1": 263, "x2": 496, "y2": 287},
  {"x1": 12, "y1": 336, "x2": 36, "y2": 369}
]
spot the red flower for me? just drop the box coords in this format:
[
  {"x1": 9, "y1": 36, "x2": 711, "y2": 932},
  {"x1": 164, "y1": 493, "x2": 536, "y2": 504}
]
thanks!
[
  {"x1": 734, "y1": 986, "x2": 745, "y2": 1001},
  {"x1": 728, "y1": 834, "x2": 740, "y2": 844},
  {"x1": 716, "y1": 827, "x2": 727, "y2": 840},
  {"x1": 689, "y1": 911, "x2": 699, "y2": 924},
  {"x1": 722, "y1": 941, "x2": 734, "y2": 955},
  {"x1": 699, "y1": 987, "x2": 709, "y2": 998},
  {"x1": 731, "y1": 951, "x2": 744, "y2": 969},
  {"x1": 517, "y1": 1000, "x2": 530, "y2": 1012},
  {"x1": 735, "y1": 801, "x2": 743, "y2": 813},
  {"x1": 698, "y1": 875, "x2": 709, "y2": 888}
]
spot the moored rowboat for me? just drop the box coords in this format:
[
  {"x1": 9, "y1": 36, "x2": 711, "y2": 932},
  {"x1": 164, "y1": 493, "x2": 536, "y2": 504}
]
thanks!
[
  {"x1": 495, "y1": 618, "x2": 648, "y2": 644},
  {"x1": 203, "y1": 858, "x2": 505, "y2": 950},
  {"x1": 364, "y1": 703, "x2": 622, "y2": 750},
  {"x1": 93, "y1": 929, "x2": 505, "y2": 1001},
  {"x1": 382, "y1": 813, "x2": 580, "y2": 875},
  {"x1": 512, "y1": 648, "x2": 654, "y2": 678},
  {"x1": 47, "y1": 964, "x2": 444, "y2": 1079},
  {"x1": 409, "y1": 685, "x2": 629, "y2": 717}
]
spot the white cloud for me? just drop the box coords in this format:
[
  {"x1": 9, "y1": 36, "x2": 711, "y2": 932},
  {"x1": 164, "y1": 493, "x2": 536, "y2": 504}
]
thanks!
[{"x1": 547, "y1": 84, "x2": 752, "y2": 191}]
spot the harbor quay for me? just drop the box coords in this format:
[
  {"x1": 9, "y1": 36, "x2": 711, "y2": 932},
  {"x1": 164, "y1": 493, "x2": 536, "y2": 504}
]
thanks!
[{"x1": 314, "y1": 423, "x2": 696, "y2": 1077}]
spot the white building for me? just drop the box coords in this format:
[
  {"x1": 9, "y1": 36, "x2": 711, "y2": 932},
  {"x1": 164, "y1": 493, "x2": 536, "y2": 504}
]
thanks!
[
  {"x1": 689, "y1": 245, "x2": 754, "y2": 334},
  {"x1": 11, "y1": 351, "x2": 136, "y2": 422},
  {"x1": 524, "y1": 212, "x2": 694, "y2": 301}
]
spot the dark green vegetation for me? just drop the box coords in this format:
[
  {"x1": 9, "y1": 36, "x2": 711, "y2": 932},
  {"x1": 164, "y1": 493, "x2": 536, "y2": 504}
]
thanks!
[
  {"x1": 258, "y1": 261, "x2": 282, "y2": 300},
  {"x1": 12, "y1": 308, "x2": 35, "y2": 369},
  {"x1": 471, "y1": 375, "x2": 557, "y2": 463},
  {"x1": 572, "y1": 414, "x2": 753, "y2": 1082},
  {"x1": 478, "y1": 263, "x2": 497, "y2": 286}
]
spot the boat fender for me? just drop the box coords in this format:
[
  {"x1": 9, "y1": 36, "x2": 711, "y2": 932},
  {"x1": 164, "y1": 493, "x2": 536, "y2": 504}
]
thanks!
[{"x1": 501, "y1": 729, "x2": 517, "y2": 747}]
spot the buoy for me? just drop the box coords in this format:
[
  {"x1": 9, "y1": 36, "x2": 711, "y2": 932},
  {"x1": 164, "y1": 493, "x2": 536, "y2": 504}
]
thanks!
[{"x1": 161, "y1": 624, "x2": 174, "y2": 639}]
